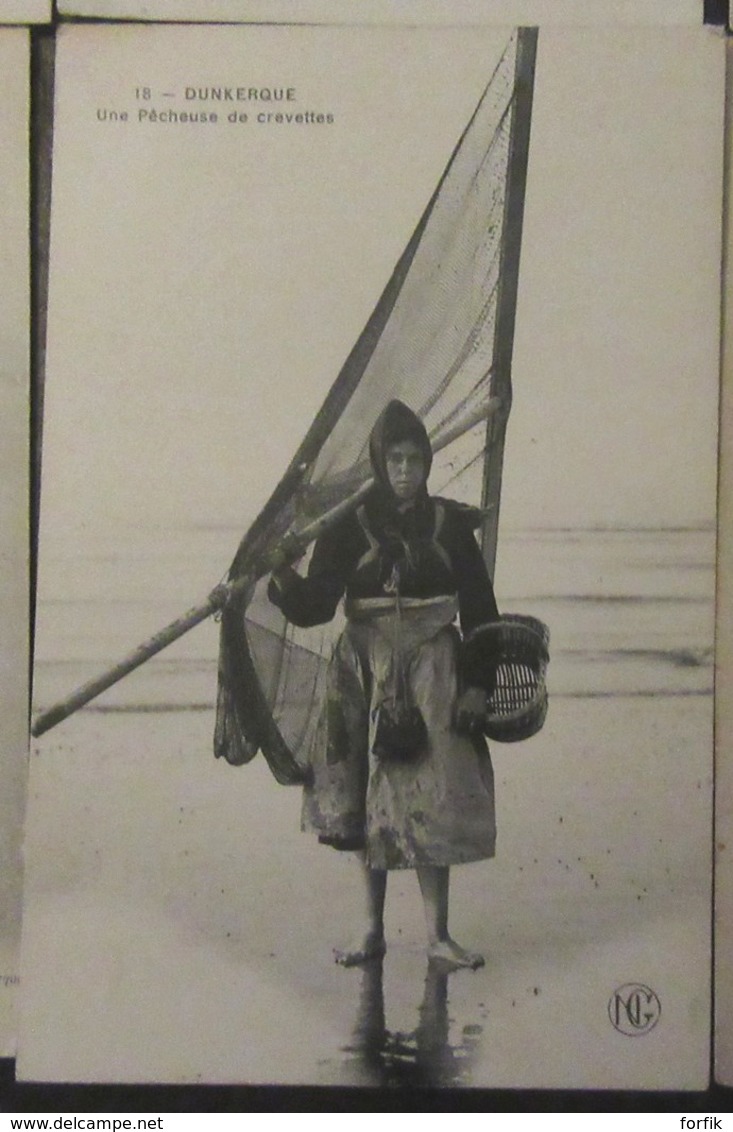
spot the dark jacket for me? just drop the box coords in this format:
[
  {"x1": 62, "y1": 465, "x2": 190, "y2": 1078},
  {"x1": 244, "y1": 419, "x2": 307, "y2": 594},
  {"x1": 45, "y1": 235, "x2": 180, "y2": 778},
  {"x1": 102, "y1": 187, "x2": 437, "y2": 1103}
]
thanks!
[{"x1": 268, "y1": 400, "x2": 500, "y2": 689}]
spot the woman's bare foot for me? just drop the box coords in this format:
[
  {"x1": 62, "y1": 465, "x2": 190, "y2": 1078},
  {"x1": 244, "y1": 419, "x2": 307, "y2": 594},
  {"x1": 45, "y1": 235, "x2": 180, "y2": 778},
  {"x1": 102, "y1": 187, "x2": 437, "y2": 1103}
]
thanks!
[
  {"x1": 427, "y1": 937, "x2": 485, "y2": 970},
  {"x1": 334, "y1": 931, "x2": 386, "y2": 967}
]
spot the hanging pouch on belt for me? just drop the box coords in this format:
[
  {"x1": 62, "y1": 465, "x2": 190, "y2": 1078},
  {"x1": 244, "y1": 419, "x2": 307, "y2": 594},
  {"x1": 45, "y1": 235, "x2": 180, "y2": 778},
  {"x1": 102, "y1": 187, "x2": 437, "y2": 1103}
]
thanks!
[{"x1": 372, "y1": 570, "x2": 427, "y2": 764}]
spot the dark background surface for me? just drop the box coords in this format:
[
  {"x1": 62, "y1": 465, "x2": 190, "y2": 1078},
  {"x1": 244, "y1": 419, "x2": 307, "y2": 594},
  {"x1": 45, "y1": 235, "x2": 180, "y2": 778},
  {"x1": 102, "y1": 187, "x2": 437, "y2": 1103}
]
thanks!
[{"x1": 6, "y1": 0, "x2": 732, "y2": 1115}]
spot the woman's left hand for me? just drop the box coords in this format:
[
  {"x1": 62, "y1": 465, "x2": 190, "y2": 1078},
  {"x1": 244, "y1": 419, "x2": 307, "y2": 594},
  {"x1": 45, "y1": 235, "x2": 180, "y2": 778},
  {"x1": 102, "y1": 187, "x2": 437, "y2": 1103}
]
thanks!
[{"x1": 454, "y1": 685, "x2": 487, "y2": 736}]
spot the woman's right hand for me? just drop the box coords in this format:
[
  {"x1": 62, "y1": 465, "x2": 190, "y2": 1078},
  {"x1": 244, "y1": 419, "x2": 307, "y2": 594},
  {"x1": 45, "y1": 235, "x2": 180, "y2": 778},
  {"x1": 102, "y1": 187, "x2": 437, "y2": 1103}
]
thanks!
[{"x1": 270, "y1": 562, "x2": 296, "y2": 590}]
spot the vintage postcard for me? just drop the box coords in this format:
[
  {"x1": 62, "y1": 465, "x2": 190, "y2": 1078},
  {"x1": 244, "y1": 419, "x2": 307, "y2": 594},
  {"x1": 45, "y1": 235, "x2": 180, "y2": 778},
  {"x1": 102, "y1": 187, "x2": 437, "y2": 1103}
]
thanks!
[
  {"x1": 0, "y1": 26, "x2": 30, "y2": 1058},
  {"x1": 19, "y1": 21, "x2": 724, "y2": 1088}
]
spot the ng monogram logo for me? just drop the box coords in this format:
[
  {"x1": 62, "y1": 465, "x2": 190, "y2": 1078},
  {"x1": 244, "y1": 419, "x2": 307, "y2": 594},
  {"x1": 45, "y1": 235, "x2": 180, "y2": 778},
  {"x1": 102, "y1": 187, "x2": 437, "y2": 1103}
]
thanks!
[{"x1": 608, "y1": 984, "x2": 661, "y2": 1037}]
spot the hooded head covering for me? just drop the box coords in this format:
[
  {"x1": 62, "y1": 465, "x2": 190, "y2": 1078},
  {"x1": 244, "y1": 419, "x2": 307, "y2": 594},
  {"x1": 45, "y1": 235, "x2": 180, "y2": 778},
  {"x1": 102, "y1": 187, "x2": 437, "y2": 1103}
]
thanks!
[{"x1": 368, "y1": 400, "x2": 433, "y2": 497}]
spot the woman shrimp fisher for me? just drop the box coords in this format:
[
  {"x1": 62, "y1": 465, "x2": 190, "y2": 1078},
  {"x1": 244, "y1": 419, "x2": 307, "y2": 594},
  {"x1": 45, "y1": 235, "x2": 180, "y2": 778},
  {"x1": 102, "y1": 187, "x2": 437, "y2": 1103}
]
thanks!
[{"x1": 268, "y1": 400, "x2": 500, "y2": 969}]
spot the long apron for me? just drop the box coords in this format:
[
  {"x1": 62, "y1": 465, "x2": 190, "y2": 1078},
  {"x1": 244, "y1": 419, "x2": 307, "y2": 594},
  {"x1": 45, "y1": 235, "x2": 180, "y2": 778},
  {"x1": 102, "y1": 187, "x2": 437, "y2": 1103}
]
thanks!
[{"x1": 301, "y1": 595, "x2": 496, "y2": 870}]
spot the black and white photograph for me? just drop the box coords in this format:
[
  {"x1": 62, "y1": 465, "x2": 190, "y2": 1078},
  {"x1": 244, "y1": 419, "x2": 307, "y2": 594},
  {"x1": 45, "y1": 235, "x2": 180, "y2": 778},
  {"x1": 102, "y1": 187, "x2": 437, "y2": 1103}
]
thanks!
[{"x1": 19, "y1": 19, "x2": 724, "y2": 1089}]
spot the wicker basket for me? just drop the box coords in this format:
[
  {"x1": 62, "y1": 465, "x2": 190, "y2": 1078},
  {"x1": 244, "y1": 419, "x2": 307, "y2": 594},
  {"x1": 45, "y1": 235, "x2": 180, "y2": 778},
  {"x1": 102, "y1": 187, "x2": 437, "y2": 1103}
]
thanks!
[{"x1": 478, "y1": 614, "x2": 550, "y2": 743}]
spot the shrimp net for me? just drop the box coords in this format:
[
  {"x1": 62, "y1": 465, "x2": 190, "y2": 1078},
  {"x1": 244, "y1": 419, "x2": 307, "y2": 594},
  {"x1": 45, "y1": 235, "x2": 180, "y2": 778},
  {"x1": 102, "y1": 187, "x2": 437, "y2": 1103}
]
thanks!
[{"x1": 214, "y1": 28, "x2": 537, "y2": 783}]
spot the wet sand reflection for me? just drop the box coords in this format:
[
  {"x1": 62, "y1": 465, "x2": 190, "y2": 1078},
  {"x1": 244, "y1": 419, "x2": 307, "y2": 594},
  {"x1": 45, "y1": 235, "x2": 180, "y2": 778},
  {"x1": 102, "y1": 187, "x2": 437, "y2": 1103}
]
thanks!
[{"x1": 339, "y1": 957, "x2": 483, "y2": 1088}]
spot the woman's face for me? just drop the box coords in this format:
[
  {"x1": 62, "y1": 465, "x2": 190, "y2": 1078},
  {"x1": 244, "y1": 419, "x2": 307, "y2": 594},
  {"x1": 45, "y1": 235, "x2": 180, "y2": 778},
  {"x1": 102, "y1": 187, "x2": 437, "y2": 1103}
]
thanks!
[{"x1": 385, "y1": 439, "x2": 426, "y2": 503}]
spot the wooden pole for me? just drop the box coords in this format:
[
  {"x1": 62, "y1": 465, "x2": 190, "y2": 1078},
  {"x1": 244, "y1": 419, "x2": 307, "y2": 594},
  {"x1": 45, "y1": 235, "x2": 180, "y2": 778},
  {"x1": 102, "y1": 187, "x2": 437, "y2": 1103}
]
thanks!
[
  {"x1": 481, "y1": 27, "x2": 538, "y2": 580},
  {"x1": 31, "y1": 585, "x2": 236, "y2": 737},
  {"x1": 31, "y1": 398, "x2": 499, "y2": 737},
  {"x1": 30, "y1": 490, "x2": 366, "y2": 738}
]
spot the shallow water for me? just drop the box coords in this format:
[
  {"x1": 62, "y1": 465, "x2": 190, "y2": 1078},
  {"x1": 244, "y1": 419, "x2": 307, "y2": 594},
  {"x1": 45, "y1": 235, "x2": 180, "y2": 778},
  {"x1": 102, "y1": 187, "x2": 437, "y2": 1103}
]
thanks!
[
  {"x1": 24, "y1": 524, "x2": 716, "y2": 1087},
  {"x1": 22, "y1": 696, "x2": 713, "y2": 1088},
  {"x1": 34, "y1": 523, "x2": 716, "y2": 710}
]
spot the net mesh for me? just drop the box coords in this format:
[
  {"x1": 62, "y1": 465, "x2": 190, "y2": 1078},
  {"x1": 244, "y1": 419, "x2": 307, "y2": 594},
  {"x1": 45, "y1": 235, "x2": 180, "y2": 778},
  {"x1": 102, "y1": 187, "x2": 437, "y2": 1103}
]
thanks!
[{"x1": 215, "y1": 30, "x2": 530, "y2": 782}]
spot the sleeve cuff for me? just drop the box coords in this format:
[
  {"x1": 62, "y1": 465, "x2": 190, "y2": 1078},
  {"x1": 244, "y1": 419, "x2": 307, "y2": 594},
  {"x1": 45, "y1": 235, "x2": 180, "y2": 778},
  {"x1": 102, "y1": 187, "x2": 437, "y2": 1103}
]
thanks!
[{"x1": 267, "y1": 567, "x2": 299, "y2": 608}]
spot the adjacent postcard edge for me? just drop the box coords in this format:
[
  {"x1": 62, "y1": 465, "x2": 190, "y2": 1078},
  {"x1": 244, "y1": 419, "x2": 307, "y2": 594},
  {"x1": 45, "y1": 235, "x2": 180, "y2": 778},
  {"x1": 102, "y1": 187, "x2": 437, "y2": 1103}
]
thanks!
[
  {"x1": 55, "y1": 0, "x2": 705, "y2": 27},
  {"x1": 0, "y1": 24, "x2": 31, "y2": 1060},
  {"x1": 714, "y1": 34, "x2": 733, "y2": 1091}
]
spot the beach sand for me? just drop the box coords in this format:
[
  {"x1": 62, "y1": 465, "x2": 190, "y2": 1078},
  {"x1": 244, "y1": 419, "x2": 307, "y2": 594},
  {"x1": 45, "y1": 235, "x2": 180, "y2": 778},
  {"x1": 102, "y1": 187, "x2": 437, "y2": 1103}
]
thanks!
[{"x1": 17, "y1": 691, "x2": 712, "y2": 1089}]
